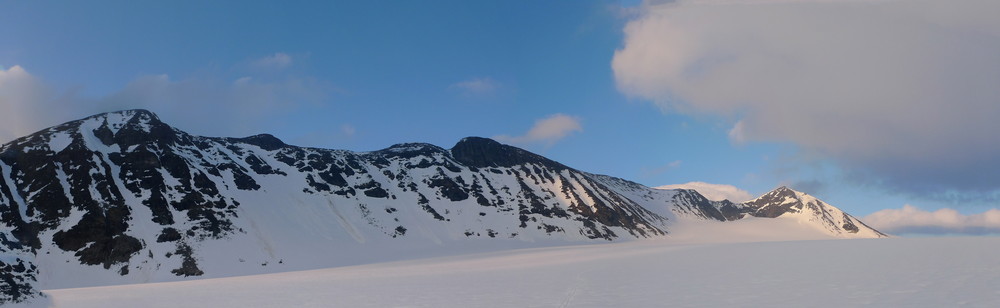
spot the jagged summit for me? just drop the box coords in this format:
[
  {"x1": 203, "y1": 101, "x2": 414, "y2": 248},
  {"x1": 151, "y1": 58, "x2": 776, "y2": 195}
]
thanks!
[
  {"x1": 746, "y1": 186, "x2": 820, "y2": 218},
  {"x1": 771, "y1": 185, "x2": 794, "y2": 193},
  {"x1": 1, "y1": 109, "x2": 157, "y2": 149},
  {"x1": 650, "y1": 184, "x2": 887, "y2": 238},
  {"x1": 82, "y1": 109, "x2": 165, "y2": 132},
  {"x1": 740, "y1": 187, "x2": 887, "y2": 237},
  {"x1": 100, "y1": 108, "x2": 157, "y2": 118}
]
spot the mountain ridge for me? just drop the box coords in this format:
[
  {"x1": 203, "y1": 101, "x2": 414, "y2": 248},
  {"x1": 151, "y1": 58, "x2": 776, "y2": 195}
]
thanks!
[{"x1": 0, "y1": 109, "x2": 884, "y2": 305}]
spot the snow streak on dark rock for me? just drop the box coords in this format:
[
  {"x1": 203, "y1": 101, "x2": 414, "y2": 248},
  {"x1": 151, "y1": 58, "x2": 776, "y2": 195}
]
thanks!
[{"x1": 0, "y1": 110, "x2": 884, "y2": 305}]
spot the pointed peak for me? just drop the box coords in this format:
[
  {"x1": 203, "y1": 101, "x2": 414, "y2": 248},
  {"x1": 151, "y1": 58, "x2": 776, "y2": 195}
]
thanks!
[
  {"x1": 773, "y1": 186, "x2": 794, "y2": 193},
  {"x1": 745, "y1": 186, "x2": 801, "y2": 205},
  {"x1": 0, "y1": 109, "x2": 175, "y2": 151},
  {"x1": 82, "y1": 109, "x2": 167, "y2": 135},
  {"x1": 92, "y1": 109, "x2": 160, "y2": 123},
  {"x1": 116, "y1": 109, "x2": 156, "y2": 117},
  {"x1": 768, "y1": 185, "x2": 810, "y2": 196},
  {"x1": 84, "y1": 109, "x2": 177, "y2": 148}
]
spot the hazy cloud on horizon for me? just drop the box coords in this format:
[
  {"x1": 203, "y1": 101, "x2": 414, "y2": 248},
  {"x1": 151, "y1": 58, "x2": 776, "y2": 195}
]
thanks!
[
  {"x1": 0, "y1": 65, "x2": 88, "y2": 142},
  {"x1": 0, "y1": 53, "x2": 330, "y2": 144},
  {"x1": 865, "y1": 205, "x2": 1000, "y2": 236}
]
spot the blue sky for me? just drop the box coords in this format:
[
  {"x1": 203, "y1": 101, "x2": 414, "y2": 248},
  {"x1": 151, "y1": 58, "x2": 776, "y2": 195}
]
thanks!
[{"x1": 2, "y1": 1, "x2": 999, "y2": 235}]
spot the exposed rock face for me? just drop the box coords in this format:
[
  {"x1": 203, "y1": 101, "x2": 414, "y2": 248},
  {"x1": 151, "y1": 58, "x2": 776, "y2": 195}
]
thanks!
[
  {"x1": 746, "y1": 186, "x2": 804, "y2": 218},
  {"x1": 0, "y1": 257, "x2": 38, "y2": 304},
  {"x1": 451, "y1": 137, "x2": 568, "y2": 170},
  {"x1": 0, "y1": 110, "x2": 885, "y2": 305},
  {"x1": 0, "y1": 110, "x2": 671, "y2": 303}
]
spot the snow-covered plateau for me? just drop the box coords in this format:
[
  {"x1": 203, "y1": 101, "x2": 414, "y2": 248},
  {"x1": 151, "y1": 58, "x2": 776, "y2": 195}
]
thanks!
[{"x1": 22, "y1": 235, "x2": 1000, "y2": 308}]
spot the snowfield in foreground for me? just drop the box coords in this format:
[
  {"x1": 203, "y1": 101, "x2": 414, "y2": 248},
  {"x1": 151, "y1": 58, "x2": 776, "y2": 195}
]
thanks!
[{"x1": 26, "y1": 235, "x2": 1000, "y2": 308}]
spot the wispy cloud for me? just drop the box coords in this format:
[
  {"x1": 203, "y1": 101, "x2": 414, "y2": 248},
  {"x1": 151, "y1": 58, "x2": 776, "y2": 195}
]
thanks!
[
  {"x1": 340, "y1": 124, "x2": 356, "y2": 138},
  {"x1": 101, "y1": 73, "x2": 328, "y2": 137},
  {"x1": 0, "y1": 65, "x2": 83, "y2": 141},
  {"x1": 449, "y1": 77, "x2": 500, "y2": 97},
  {"x1": 864, "y1": 205, "x2": 1000, "y2": 236},
  {"x1": 495, "y1": 114, "x2": 582, "y2": 146},
  {"x1": 0, "y1": 62, "x2": 330, "y2": 143},
  {"x1": 612, "y1": 0, "x2": 1000, "y2": 200},
  {"x1": 640, "y1": 160, "x2": 682, "y2": 178},
  {"x1": 289, "y1": 123, "x2": 358, "y2": 148},
  {"x1": 655, "y1": 182, "x2": 753, "y2": 202},
  {"x1": 251, "y1": 52, "x2": 293, "y2": 70}
]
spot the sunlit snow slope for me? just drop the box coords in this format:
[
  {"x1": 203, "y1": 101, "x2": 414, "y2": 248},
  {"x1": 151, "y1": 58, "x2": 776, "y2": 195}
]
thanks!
[{"x1": 0, "y1": 110, "x2": 884, "y2": 304}]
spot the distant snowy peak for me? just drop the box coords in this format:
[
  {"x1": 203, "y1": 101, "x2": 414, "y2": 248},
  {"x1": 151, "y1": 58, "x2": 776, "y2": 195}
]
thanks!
[
  {"x1": 740, "y1": 187, "x2": 887, "y2": 238},
  {"x1": 641, "y1": 185, "x2": 886, "y2": 238}
]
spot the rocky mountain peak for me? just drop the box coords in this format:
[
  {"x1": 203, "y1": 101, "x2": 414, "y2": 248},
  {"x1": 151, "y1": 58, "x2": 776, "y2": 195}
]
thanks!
[
  {"x1": 92, "y1": 109, "x2": 177, "y2": 148},
  {"x1": 450, "y1": 137, "x2": 567, "y2": 170},
  {"x1": 85, "y1": 109, "x2": 164, "y2": 131},
  {"x1": 112, "y1": 108, "x2": 158, "y2": 121},
  {"x1": 744, "y1": 187, "x2": 806, "y2": 218},
  {"x1": 772, "y1": 185, "x2": 793, "y2": 193},
  {"x1": 748, "y1": 185, "x2": 798, "y2": 201},
  {"x1": 231, "y1": 134, "x2": 287, "y2": 151}
]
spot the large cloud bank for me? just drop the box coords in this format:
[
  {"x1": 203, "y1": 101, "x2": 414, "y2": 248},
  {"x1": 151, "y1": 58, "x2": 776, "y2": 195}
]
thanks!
[{"x1": 613, "y1": 0, "x2": 1000, "y2": 199}]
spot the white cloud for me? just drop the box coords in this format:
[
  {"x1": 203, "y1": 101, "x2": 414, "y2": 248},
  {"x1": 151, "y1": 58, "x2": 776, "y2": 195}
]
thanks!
[
  {"x1": 641, "y1": 160, "x2": 683, "y2": 178},
  {"x1": 495, "y1": 114, "x2": 583, "y2": 145},
  {"x1": 340, "y1": 124, "x2": 356, "y2": 138},
  {"x1": 655, "y1": 181, "x2": 753, "y2": 202},
  {"x1": 667, "y1": 160, "x2": 681, "y2": 169},
  {"x1": 449, "y1": 77, "x2": 500, "y2": 96},
  {"x1": 864, "y1": 205, "x2": 1000, "y2": 235},
  {"x1": 252, "y1": 53, "x2": 293, "y2": 69},
  {"x1": 612, "y1": 0, "x2": 1000, "y2": 198}
]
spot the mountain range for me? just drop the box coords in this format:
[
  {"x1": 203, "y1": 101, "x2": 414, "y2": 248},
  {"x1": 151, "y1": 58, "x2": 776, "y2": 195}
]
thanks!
[{"x1": 0, "y1": 110, "x2": 885, "y2": 304}]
